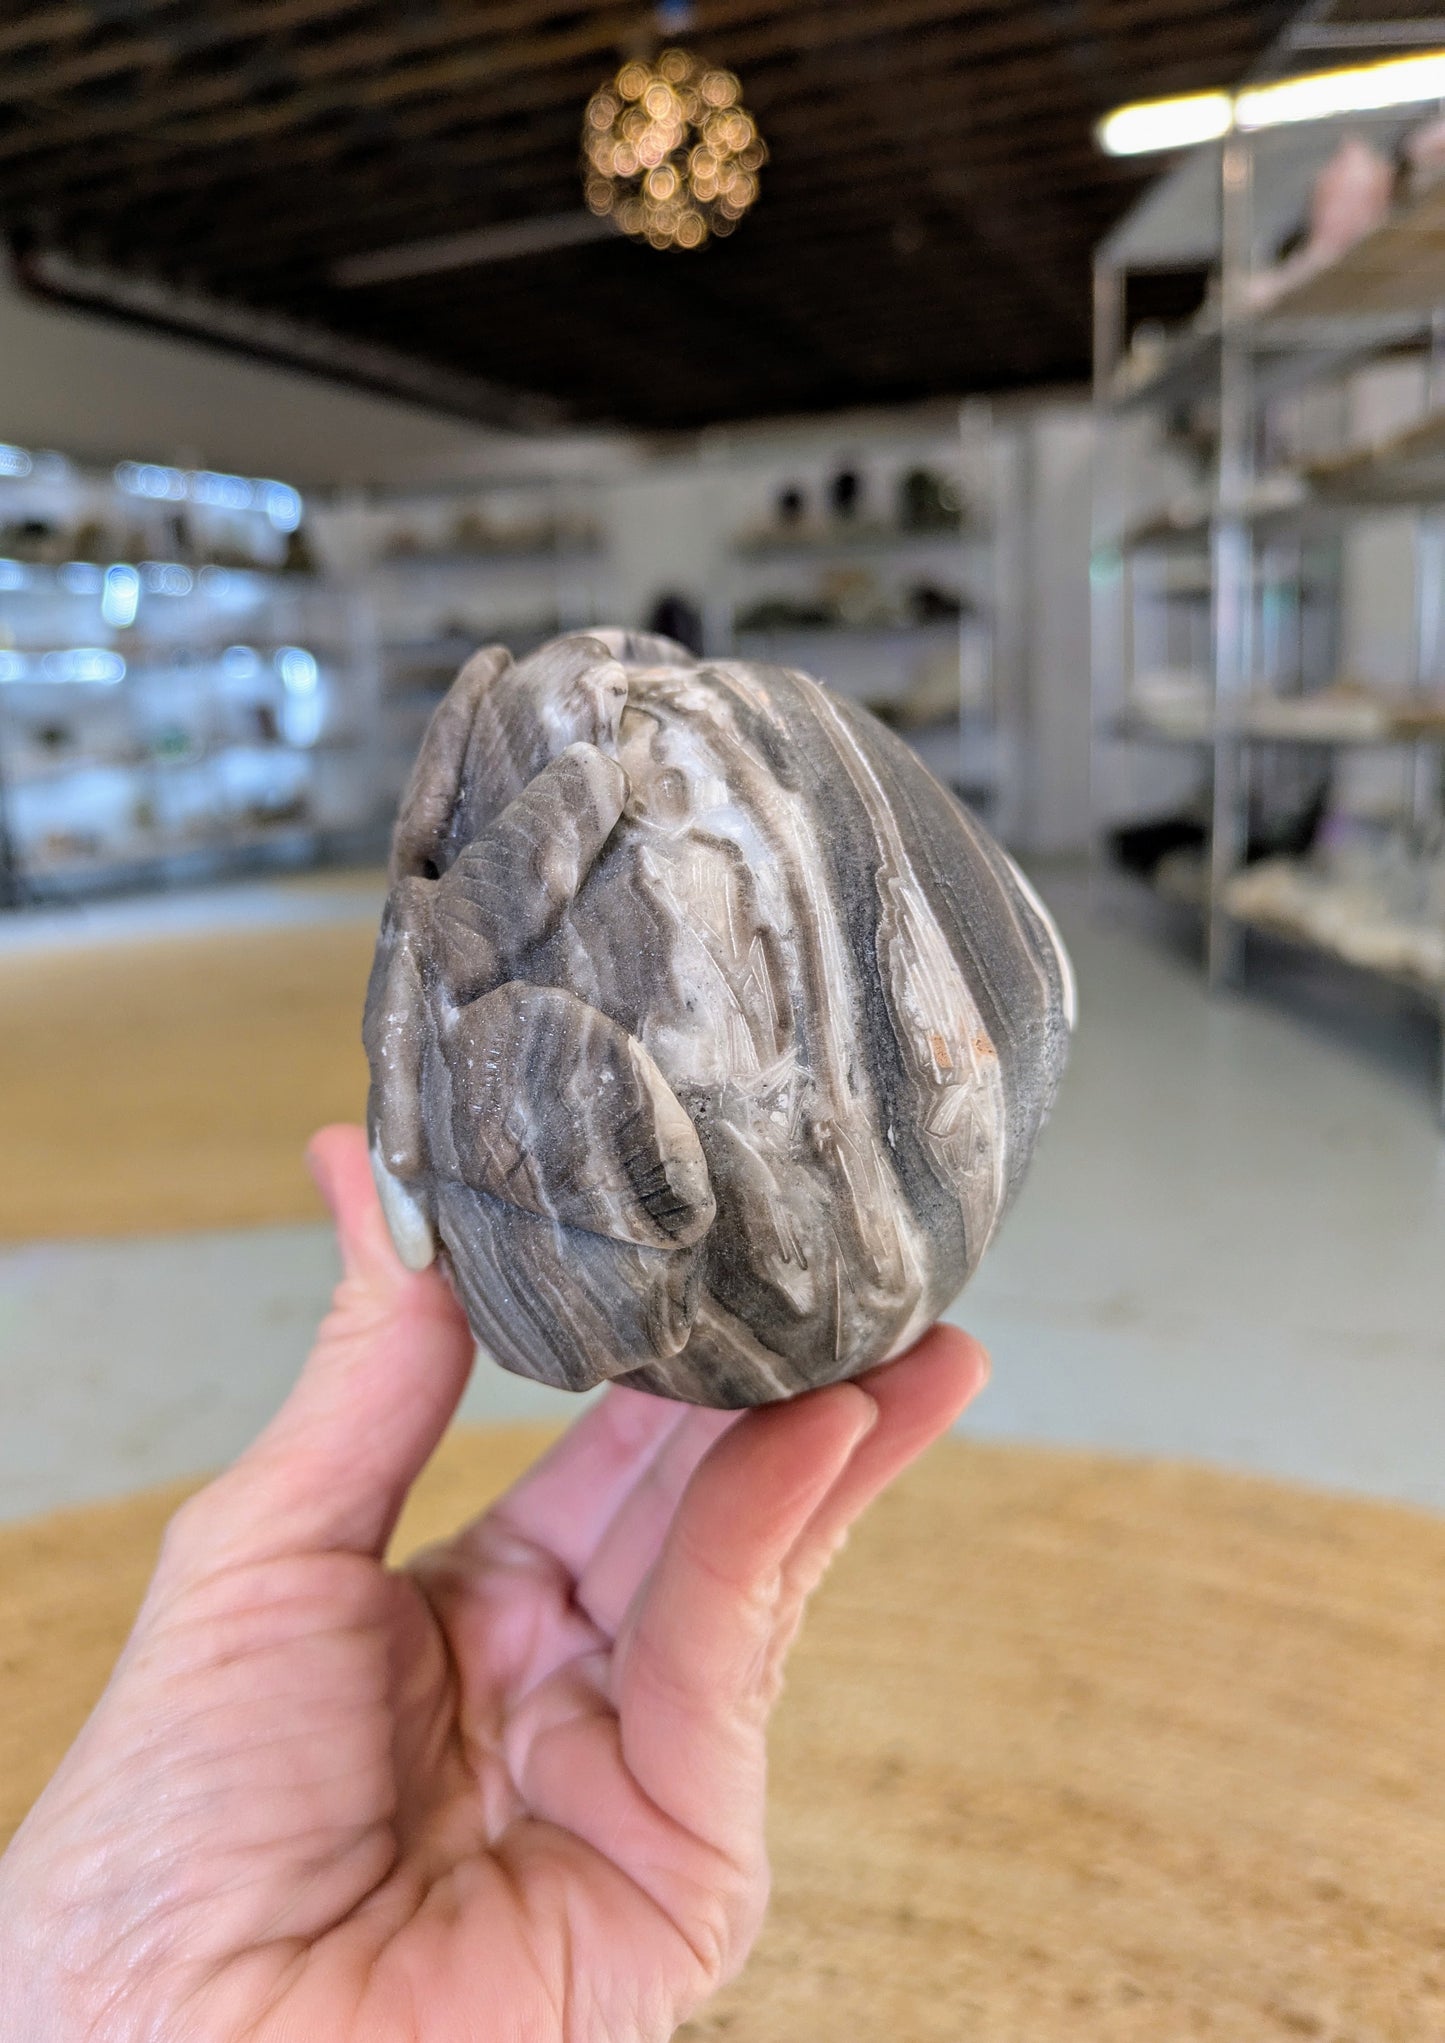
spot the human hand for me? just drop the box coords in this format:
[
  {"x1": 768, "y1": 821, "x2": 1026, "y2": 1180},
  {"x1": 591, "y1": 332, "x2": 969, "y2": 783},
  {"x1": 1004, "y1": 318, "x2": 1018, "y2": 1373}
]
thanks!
[{"x1": 0, "y1": 1124, "x2": 988, "y2": 2043}]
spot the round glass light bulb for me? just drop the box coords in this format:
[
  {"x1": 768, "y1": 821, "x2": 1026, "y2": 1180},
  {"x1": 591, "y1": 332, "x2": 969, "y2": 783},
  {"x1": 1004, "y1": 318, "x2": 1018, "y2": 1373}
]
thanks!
[{"x1": 581, "y1": 46, "x2": 766, "y2": 249}]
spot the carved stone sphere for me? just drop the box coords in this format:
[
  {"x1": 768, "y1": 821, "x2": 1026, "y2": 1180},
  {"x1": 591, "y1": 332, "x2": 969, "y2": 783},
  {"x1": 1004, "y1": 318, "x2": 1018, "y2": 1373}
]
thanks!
[{"x1": 364, "y1": 630, "x2": 1074, "y2": 1408}]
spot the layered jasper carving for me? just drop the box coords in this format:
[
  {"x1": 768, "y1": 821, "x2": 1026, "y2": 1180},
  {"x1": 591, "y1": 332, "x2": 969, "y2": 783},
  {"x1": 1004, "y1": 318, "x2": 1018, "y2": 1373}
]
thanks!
[{"x1": 364, "y1": 630, "x2": 1074, "y2": 1407}]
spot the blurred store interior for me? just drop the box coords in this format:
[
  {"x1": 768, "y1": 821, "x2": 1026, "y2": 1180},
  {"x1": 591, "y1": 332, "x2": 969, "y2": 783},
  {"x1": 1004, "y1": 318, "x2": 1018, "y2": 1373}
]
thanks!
[{"x1": 1, "y1": 0, "x2": 1444, "y2": 1522}]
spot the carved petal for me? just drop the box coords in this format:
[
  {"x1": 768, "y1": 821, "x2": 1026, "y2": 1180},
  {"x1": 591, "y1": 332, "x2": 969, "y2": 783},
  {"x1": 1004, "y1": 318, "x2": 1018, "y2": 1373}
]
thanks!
[
  {"x1": 436, "y1": 1182, "x2": 703, "y2": 1391},
  {"x1": 362, "y1": 889, "x2": 430, "y2": 1179},
  {"x1": 391, "y1": 645, "x2": 512, "y2": 883},
  {"x1": 429, "y1": 741, "x2": 626, "y2": 1000},
  {"x1": 445, "y1": 982, "x2": 715, "y2": 1253},
  {"x1": 454, "y1": 633, "x2": 629, "y2": 829}
]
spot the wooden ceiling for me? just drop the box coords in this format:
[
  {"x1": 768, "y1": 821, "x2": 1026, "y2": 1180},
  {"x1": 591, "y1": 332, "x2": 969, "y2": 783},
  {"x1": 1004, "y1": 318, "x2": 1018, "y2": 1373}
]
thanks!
[{"x1": 0, "y1": 0, "x2": 1302, "y2": 430}]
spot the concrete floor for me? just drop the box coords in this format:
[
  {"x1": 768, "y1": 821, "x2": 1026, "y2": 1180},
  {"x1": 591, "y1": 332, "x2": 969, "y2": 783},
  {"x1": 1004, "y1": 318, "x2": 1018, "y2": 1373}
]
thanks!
[{"x1": 2, "y1": 871, "x2": 1443, "y2": 1521}]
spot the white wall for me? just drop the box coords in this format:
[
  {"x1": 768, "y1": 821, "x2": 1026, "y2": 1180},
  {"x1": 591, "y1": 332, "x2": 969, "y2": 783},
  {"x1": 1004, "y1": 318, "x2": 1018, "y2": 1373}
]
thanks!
[
  {"x1": 0, "y1": 264, "x2": 528, "y2": 487},
  {"x1": 603, "y1": 460, "x2": 730, "y2": 633}
]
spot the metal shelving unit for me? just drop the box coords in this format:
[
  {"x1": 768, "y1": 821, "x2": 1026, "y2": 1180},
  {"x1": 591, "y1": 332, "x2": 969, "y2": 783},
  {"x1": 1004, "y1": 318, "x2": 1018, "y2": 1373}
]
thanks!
[
  {"x1": 0, "y1": 445, "x2": 375, "y2": 904},
  {"x1": 1092, "y1": 78, "x2": 1445, "y2": 1117}
]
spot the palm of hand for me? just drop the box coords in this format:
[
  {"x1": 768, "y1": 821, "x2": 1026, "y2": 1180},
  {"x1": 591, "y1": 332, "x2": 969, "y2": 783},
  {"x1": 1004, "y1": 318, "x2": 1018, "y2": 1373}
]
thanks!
[{"x1": 0, "y1": 1128, "x2": 984, "y2": 2043}]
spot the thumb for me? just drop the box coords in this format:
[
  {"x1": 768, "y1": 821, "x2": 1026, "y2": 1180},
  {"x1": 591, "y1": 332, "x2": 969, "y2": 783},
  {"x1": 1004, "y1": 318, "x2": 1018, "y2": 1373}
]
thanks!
[{"x1": 173, "y1": 1124, "x2": 475, "y2": 1568}]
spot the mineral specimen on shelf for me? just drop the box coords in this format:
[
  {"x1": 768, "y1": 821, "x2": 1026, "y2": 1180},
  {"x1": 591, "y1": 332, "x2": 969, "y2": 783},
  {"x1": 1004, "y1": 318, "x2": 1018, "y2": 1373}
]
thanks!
[{"x1": 364, "y1": 629, "x2": 1074, "y2": 1408}]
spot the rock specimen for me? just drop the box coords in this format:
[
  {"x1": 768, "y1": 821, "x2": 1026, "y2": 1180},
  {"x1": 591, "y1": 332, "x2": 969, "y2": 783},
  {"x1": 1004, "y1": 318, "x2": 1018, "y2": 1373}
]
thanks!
[{"x1": 364, "y1": 630, "x2": 1073, "y2": 1407}]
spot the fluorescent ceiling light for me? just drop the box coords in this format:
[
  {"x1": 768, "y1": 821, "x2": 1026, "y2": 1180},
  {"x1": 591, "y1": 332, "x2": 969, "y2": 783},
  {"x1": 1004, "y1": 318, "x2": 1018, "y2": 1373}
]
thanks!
[
  {"x1": 1098, "y1": 50, "x2": 1445, "y2": 156},
  {"x1": 1098, "y1": 92, "x2": 1232, "y2": 157},
  {"x1": 332, "y1": 211, "x2": 617, "y2": 288},
  {"x1": 1236, "y1": 51, "x2": 1445, "y2": 128}
]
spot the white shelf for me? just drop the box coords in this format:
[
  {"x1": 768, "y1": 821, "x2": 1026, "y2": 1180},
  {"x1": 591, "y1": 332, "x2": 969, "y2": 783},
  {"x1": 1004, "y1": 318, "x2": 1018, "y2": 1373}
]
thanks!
[
  {"x1": 1303, "y1": 409, "x2": 1445, "y2": 509},
  {"x1": 732, "y1": 619, "x2": 969, "y2": 649},
  {"x1": 20, "y1": 823, "x2": 320, "y2": 893},
  {"x1": 1224, "y1": 859, "x2": 1445, "y2": 998},
  {"x1": 0, "y1": 559, "x2": 318, "y2": 591},
  {"x1": 1112, "y1": 705, "x2": 1445, "y2": 749},
  {"x1": 1255, "y1": 180, "x2": 1445, "y2": 326},
  {"x1": 732, "y1": 523, "x2": 979, "y2": 559},
  {"x1": 377, "y1": 545, "x2": 602, "y2": 571}
]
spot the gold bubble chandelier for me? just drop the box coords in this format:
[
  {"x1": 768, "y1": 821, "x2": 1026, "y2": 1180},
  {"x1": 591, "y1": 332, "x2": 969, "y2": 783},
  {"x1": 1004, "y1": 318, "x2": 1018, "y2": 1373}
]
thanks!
[{"x1": 582, "y1": 47, "x2": 767, "y2": 250}]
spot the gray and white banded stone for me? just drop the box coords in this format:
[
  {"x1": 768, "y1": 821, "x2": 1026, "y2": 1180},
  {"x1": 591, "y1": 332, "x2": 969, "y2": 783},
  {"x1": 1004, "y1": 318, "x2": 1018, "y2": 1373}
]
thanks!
[{"x1": 364, "y1": 629, "x2": 1074, "y2": 1408}]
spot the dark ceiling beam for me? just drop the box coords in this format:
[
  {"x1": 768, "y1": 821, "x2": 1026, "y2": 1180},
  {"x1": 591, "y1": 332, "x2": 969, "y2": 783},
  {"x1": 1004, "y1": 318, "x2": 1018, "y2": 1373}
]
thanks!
[
  {"x1": 0, "y1": 0, "x2": 802, "y2": 164},
  {"x1": 741, "y1": 0, "x2": 1268, "y2": 132},
  {"x1": 0, "y1": 5, "x2": 93, "y2": 62},
  {"x1": 276, "y1": 0, "x2": 793, "y2": 93},
  {"x1": 0, "y1": 0, "x2": 1263, "y2": 226},
  {"x1": 3, "y1": 32, "x2": 172, "y2": 101},
  {"x1": 749, "y1": 21, "x2": 1262, "y2": 161},
  {"x1": 0, "y1": 0, "x2": 414, "y2": 107},
  {"x1": 381, "y1": 317, "x2": 1016, "y2": 422},
  {"x1": 409, "y1": 241, "x2": 853, "y2": 408},
  {"x1": 726, "y1": 17, "x2": 1222, "y2": 319},
  {"x1": 5, "y1": 0, "x2": 1179, "y2": 193},
  {"x1": 22, "y1": 127, "x2": 1144, "y2": 314},
  {"x1": 35, "y1": 55, "x2": 1134, "y2": 256},
  {"x1": 323, "y1": 245, "x2": 1064, "y2": 392},
  {"x1": 482, "y1": 233, "x2": 1038, "y2": 393},
  {"x1": 0, "y1": 10, "x2": 1095, "y2": 213},
  {"x1": 22, "y1": 133, "x2": 1132, "y2": 293},
  {"x1": 2, "y1": 0, "x2": 1218, "y2": 183},
  {"x1": 48, "y1": 142, "x2": 1123, "y2": 310},
  {"x1": 96, "y1": 9, "x2": 1250, "y2": 233},
  {"x1": 325, "y1": 233, "x2": 1074, "y2": 411},
  {"x1": 355, "y1": 223, "x2": 1071, "y2": 347}
]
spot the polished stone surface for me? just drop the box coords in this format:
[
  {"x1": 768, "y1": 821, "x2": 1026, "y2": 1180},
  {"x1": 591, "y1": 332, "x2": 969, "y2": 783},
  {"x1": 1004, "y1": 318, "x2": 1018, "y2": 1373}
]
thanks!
[{"x1": 365, "y1": 631, "x2": 1074, "y2": 1406}]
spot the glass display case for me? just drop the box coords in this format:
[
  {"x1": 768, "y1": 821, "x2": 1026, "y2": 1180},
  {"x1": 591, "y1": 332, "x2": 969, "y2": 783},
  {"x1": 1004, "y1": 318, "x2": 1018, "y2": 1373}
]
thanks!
[{"x1": 0, "y1": 445, "x2": 374, "y2": 902}]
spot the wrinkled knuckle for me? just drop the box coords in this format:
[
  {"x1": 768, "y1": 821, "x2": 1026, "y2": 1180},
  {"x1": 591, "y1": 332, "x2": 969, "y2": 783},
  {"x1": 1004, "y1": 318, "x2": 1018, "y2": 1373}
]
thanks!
[
  {"x1": 156, "y1": 1490, "x2": 208, "y2": 1567},
  {"x1": 155, "y1": 1476, "x2": 241, "y2": 1579},
  {"x1": 681, "y1": 1896, "x2": 733, "y2": 1992}
]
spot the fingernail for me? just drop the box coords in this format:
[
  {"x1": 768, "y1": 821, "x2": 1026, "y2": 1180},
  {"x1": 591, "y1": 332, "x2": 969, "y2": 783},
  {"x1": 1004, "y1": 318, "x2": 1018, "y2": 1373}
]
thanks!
[{"x1": 849, "y1": 1388, "x2": 881, "y2": 1442}]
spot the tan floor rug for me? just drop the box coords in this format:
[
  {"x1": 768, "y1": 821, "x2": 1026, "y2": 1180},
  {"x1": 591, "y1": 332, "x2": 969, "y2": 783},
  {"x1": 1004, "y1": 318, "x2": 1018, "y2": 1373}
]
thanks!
[
  {"x1": 3, "y1": 1429, "x2": 1442, "y2": 2040},
  {"x1": 0, "y1": 917, "x2": 376, "y2": 1239}
]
